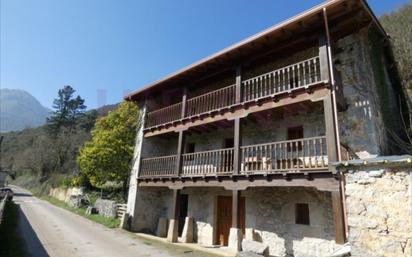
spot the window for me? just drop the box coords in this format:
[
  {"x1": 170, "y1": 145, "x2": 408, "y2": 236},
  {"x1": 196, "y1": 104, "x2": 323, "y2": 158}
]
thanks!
[
  {"x1": 295, "y1": 203, "x2": 310, "y2": 225},
  {"x1": 287, "y1": 126, "x2": 303, "y2": 152},
  {"x1": 186, "y1": 143, "x2": 195, "y2": 153},
  {"x1": 224, "y1": 138, "x2": 234, "y2": 148}
]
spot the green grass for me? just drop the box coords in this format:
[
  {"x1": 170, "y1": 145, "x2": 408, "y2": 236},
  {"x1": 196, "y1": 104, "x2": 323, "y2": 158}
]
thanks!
[
  {"x1": 40, "y1": 195, "x2": 120, "y2": 228},
  {"x1": 0, "y1": 201, "x2": 27, "y2": 257}
]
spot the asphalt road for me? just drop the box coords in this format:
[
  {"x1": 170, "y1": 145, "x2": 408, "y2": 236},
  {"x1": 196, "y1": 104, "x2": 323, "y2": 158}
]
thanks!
[{"x1": 11, "y1": 186, "x2": 214, "y2": 257}]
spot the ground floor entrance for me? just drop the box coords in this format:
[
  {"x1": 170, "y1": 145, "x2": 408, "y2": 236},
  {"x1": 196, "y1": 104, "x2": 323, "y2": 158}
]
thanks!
[{"x1": 216, "y1": 195, "x2": 245, "y2": 246}]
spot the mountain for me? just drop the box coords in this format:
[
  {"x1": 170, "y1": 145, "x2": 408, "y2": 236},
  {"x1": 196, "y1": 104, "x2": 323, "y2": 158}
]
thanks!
[{"x1": 0, "y1": 88, "x2": 51, "y2": 132}]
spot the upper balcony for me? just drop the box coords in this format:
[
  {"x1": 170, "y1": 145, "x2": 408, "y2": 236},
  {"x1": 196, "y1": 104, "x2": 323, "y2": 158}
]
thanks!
[{"x1": 144, "y1": 56, "x2": 327, "y2": 134}]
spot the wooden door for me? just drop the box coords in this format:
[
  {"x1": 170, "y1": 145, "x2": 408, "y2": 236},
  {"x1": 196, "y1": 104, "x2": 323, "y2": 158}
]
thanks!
[
  {"x1": 216, "y1": 196, "x2": 245, "y2": 246},
  {"x1": 178, "y1": 194, "x2": 188, "y2": 236}
]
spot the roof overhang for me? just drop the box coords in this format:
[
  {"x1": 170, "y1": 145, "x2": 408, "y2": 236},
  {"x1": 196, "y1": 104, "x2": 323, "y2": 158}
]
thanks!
[{"x1": 125, "y1": 0, "x2": 387, "y2": 101}]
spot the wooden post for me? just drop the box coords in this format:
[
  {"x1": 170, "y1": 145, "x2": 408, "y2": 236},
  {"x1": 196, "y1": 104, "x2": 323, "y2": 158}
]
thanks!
[
  {"x1": 171, "y1": 189, "x2": 181, "y2": 221},
  {"x1": 323, "y1": 96, "x2": 338, "y2": 163},
  {"x1": 175, "y1": 130, "x2": 185, "y2": 177},
  {"x1": 232, "y1": 190, "x2": 240, "y2": 228},
  {"x1": 318, "y1": 34, "x2": 329, "y2": 82},
  {"x1": 181, "y1": 88, "x2": 187, "y2": 118},
  {"x1": 233, "y1": 117, "x2": 241, "y2": 175},
  {"x1": 331, "y1": 190, "x2": 346, "y2": 244},
  {"x1": 235, "y1": 66, "x2": 242, "y2": 103},
  {"x1": 167, "y1": 189, "x2": 181, "y2": 242},
  {"x1": 228, "y1": 189, "x2": 242, "y2": 250}
]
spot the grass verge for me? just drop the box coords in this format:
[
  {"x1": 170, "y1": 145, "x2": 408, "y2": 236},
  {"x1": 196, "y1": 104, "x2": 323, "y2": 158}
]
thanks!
[
  {"x1": 0, "y1": 201, "x2": 27, "y2": 257},
  {"x1": 40, "y1": 195, "x2": 120, "y2": 228}
]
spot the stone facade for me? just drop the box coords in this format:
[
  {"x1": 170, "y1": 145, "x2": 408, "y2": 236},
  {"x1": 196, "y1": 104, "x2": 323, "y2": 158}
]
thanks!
[
  {"x1": 125, "y1": 19, "x2": 405, "y2": 257},
  {"x1": 130, "y1": 187, "x2": 171, "y2": 233},
  {"x1": 131, "y1": 186, "x2": 339, "y2": 257},
  {"x1": 344, "y1": 165, "x2": 412, "y2": 257},
  {"x1": 334, "y1": 27, "x2": 391, "y2": 157}
]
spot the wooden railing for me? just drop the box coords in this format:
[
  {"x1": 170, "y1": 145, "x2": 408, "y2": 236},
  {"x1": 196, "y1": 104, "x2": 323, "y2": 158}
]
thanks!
[
  {"x1": 145, "y1": 56, "x2": 324, "y2": 128},
  {"x1": 139, "y1": 155, "x2": 177, "y2": 178},
  {"x1": 138, "y1": 136, "x2": 330, "y2": 178},
  {"x1": 181, "y1": 148, "x2": 234, "y2": 176},
  {"x1": 185, "y1": 84, "x2": 236, "y2": 117},
  {"x1": 240, "y1": 136, "x2": 327, "y2": 173},
  {"x1": 242, "y1": 56, "x2": 321, "y2": 101},
  {"x1": 146, "y1": 102, "x2": 182, "y2": 128}
]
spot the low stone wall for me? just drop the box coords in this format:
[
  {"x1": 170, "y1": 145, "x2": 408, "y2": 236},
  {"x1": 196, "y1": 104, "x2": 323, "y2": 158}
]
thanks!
[
  {"x1": 94, "y1": 198, "x2": 118, "y2": 218},
  {"x1": 344, "y1": 165, "x2": 411, "y2": 257},
  {"x1": 49, "y1": 187, "x2": 84, "y2": 203}
]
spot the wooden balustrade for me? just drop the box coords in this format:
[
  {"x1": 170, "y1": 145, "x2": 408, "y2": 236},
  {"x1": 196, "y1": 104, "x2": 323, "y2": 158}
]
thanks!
[
  {"x1": 242, "y1": 56, "x2": 321, "y2": 102},
  {"x1": 144, "y1": 56, "x2": 323, "y2": 129},
  {"x1": 139, "y1": 155, "x2": 177, "y2": 178},
  {"x1": 138, "y1": 136, "x2": 330, "y2": 178},
  {"x1": 240, "y1": 136, "x2": 327, "y2": 173},
  {"x1": 185, "y1": 84, "x2": 236, "y2": 117},
  {"x1": 146, "y1": 102, "x2": 182, "y2": 128},
  {"x1": 181, "y1": 148, "x2": 234, "y2": 176}
]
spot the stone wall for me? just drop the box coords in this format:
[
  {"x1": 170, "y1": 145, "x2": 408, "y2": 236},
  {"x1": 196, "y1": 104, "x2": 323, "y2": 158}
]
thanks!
[
  {"x1": 344, "y1": 166, "x2": 412, "y2": 257},
  {"x1": 245, "y1": 188, "x2": 337, "y2": 257},
  {"x1": 131, "y1": 187, "x2": 171, "y2": 233},
  {"x1": 49, "y1": 187, "x2": 84, "y2": 203},
  {"x1": 334, "y1": 27, "x2": 388, "y2": 157},
  {"x1": 94, "y1": 198, "x2": 118, "y2": 218},
  {"x1": 185, "y1": 187, "x2": 338, "y2": 257}
]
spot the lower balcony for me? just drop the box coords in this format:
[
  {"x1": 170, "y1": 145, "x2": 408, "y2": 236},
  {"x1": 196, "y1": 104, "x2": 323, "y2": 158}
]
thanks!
[{"x1": 138, "y1": 136, "x2": 328, "y2": 179}]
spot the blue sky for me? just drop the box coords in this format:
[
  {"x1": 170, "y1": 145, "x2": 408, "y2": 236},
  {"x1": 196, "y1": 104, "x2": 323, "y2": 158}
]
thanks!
[{"x1": 1, "y1": 0, "x2": 409, "y2": 109}]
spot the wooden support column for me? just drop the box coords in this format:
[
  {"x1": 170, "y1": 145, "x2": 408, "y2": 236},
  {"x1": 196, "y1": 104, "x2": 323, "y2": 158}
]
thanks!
[
  {"x1": 318, "y1": 35, "x2": 329, "y2": 82},
  {"x1": 233, "y1": 117, "x2": 241, "y2": 175},
  {"x1": 232, "y1": 190, "x2": 241, "y2": 228},
  {"x1": 235, "y1": 66, "x2": 242, "y2": 103},
  {"x1": 228, "y1": 189, "x2": 242, "y2": 251},
  {"x1": 323, "y1": 96, "x2": 338, "y2": 162},
  {"x1": 167, "y1": 189, "x2": 181, "y2": 242},
  {"x1": 331, "y1": 190, "x2": 346, "y2": 244},
  {"x1": 181, "y1": 88, "x2": 187, "y2": 118},
  {"x1": 175, "y1": 130, "x2": 185, "y2": 177},
  {"x1": 323, "y1": 8, "x2": 346, "y2": 244}
]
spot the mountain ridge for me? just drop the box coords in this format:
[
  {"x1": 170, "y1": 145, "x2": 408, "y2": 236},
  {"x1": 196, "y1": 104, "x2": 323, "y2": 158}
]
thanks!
[{"x1": 0, "y1": 88, "x2": 51, "y2": 132}]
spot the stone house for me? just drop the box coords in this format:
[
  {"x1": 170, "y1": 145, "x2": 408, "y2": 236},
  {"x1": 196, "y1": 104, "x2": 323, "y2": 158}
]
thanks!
[{"x1": 122, "y1": 0, "x2": 407, "y2": 256}]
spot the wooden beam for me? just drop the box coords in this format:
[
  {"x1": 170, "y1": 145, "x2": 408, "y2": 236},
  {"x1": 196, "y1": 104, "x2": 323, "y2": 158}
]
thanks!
[
  {"x1": 233, "y1": 118, "x2": 241, "y2": 175},
  {"x1": 232, "y1": 190, "x2": 241, "y2": 228},
  {"x1": 139, "y1": 172, "x2": 340, "y2": 192},
  {"x1": 235, "y1": 66, "x2": 242, "y2": 104},
  {"x1": 167, "y1": 189, "x2": 181, "y2": 243},
  {"x1": 323, "y1": 96, "x2": 338, "y2": 162},
  {"x1": 175, "y1": 131, "x2": 185, "y2": 176},
  {"x1": 181, "y1": 88, "x2": 187, "y2": 118},
  {"x1": 331, "y1": 190, "x2": 346, "y2": 244},
  {"x1": 171, "y1": 189, "x2": 181, "y2": 220}
]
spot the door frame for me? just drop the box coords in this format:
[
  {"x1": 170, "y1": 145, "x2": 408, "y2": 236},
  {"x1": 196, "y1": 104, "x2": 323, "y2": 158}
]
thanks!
[{"x1": 214, "y1": 195, "x2": 245, "y2": 246}]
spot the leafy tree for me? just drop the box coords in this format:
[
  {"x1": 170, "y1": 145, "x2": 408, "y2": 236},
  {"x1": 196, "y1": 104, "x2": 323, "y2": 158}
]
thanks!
[
  {"x1": 47, "y1": 85, "x2": 86, "y2": 133},
  {"x1": 380, "y1": 2, "x2": 412, "y2": 150},
  {"x1": 77, "y1": 101, "x2": 139, "y2": 198}
]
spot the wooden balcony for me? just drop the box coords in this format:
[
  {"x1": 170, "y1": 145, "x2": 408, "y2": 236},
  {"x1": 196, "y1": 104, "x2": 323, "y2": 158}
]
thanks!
[
  {"x1": 138, "y1": 136, "x2": 328, "y2": 179},
  {"x1": 145, "y1": 56, "x2": 323, "y2": 130}
]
